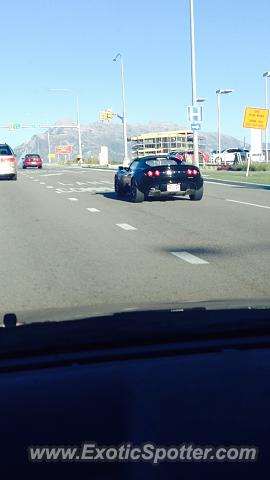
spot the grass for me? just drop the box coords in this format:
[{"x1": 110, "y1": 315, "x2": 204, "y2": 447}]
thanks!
[{"x1": 202, "y1": 169, "x2": 270, "y2": 185}]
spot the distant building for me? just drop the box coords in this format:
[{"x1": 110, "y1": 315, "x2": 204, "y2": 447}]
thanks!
[{"x1": 129, "y1": 130, "x2": 206, "y2": 159}]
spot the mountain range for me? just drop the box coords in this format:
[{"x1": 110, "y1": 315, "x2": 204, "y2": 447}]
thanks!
[{"x1": 14, "y1": 120, "x2": 245, "y2": 162}]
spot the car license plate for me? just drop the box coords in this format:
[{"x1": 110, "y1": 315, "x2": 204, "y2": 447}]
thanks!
[{"x1": 167, "y1": 183, "x2": 180, "y2": 192}]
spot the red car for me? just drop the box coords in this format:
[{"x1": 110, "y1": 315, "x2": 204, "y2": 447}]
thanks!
[
  {"x1": 22, "y1": 154, "x2": 42, "y2": 169},
  {"x1": 170, "y1": 151, "x2": 209, "y2": 163}
]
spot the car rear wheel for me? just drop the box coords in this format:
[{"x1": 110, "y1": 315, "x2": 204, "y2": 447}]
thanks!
[
  {"x1": 114, "y1": 178, "x2": 125, "y2": 198},
  {"x1": 189, "y1": 186, "x2": 203, "y2": 201},
  {"x1": 22, "y1": 165, "x2": 26, "y2": 169},
  {"x1": 38, "y1": 166, "x2": 42, "y2": 169},
  {"x1": 130, "y1": 180, "x2": 144, "y2": 203}
]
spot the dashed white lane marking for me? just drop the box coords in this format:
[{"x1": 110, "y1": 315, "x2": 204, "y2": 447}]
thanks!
[
  {"x1": 34, "y1": 179, "x2": 39, "y2": 182},
  {"x1": 204, "y1": 180, "x2": 244, "y2": 188},
  {"x1": 226, "y1": 199, "x2": 270, "y2": 210},
  {"x1": 29, "y1": 176, "x2": 34, "y2": 179},
  {"x1": 41, "y1": 173, "x2": 63, "y2": 177},
  {"x1": 40, "y1": 182, "x2": 46, "y2": 185},
  {"x1": 68, "y1": 197, "x2": 79, "y2": 201},
  {"x1": 86, "y1": 208, "x2": 100, "y2": 213},
  {"x1": 116, "y1": 223, "x2": 137, "y2": 231},
  {"x1": 99, "y1": 180, "x2": 112, "y2": 184},
  {"x1": 46, "y1": 186, "x2": 54, "y2": 189},
  {"x1": 58, "y1": 181, "x2": 73, "y2": 186},
  {"x1": 171, "y1": 251, "x2": 209, "y2": 265},
  {"x1": 55, "y1": 186, "x2": 114, "y2": 194}
]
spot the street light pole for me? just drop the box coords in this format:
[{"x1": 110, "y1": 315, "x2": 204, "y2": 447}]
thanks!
[
  {"x1": 263, "y1": 72, "x2": 270, "y2": 163},
  {"x1": 76, "y1": 94, "x2": 83, "y2": 162},
  {"x1": 217, "y1": 92, "x2": 221, "y2": 160},
  {"x1": 113, "y1": 53, "x2": 129, "y2": 167},
  {"x1": 189, "y1": 0, "x2": 199, "y2": 167},
  {"x1": 47, "y1": 128, "x2": 51, "y2": 164},
  {"x1": 216, "y1": 89, "x2": 233, "y2": 161}
]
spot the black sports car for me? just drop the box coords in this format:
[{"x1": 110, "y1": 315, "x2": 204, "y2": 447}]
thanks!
[{"x1": 114, "y1": 155, "x2": 204, "y2": 203}]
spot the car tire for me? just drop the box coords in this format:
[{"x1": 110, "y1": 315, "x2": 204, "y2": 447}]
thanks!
[
  {"x1": 23, "y1": 165, "x2": 26, "y2": 169},
  {"x1": 130, "y1": 180, "x2": 144, "y2": 203},
  {"x1": 11, "y1": 174, "x2": 17, "y2": 181},
  {"x1": 189, "y1": 187, "x2": 203, "y2": 201},
  {"x1": 38, "y1": 166, "x2": 42, "y2": 169},
  {"x1": 114, "y1": 178, "x2": 125, "y2": 198}
]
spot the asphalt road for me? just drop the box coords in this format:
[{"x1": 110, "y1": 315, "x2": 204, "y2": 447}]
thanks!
[{"x1": 1, "y1": 164, "x2": 270, "y2": 323}]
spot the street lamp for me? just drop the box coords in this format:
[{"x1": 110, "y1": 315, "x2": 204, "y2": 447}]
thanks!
[
  {"x1": 216, "y1": 89, "x2": 233, "y2": 160},
  {"x1": 47, "y1": 128, "x2": 51, "y2": 162},
  {"x1": 113, "y1": 53, "x2": 129, "y2": 167},
  {"x1": 197, "y1": 97, "x2": 206, "y2": 103},
  {"x1": 189, "y1": 0, "x2": 199, "y2": 167},
  {"x1": 49, "y1": 89, "x2": 82, "y2": 162},
  {"x1": 263, "y1": 72, "x2": 270, "y2": 163}
]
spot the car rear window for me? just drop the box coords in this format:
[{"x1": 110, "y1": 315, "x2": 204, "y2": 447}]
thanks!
[
  {"x1": 145, "y1": 159, "x2": 179, "y2": 167},
  {"x1": 25, "y1": 154, "x2": 40, "y2": 158},
  {"x1": 0, "y1": 146, "x2": 13, "y2": 155}
]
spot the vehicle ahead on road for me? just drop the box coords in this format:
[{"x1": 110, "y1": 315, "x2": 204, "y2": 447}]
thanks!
[
  {"x1": 169, "y1": 150, "x2": 210, "y2": 164},
  {"x1": 22, "y1": 153, "x2": 42, "y2": 169},
  {"x1": 114, "y1": 155, "x2": 204, "y2": 202},
  {"x1": 211, "y1": 148, "x2": 250, "y2": 164},
  {"x1": 0, "y1": 143, "x2": 17, "y2": 181}
]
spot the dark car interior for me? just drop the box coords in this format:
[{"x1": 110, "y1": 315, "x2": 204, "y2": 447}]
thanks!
[{"x1": 1, "y1": 306, "x2": 270, "y2": 478}]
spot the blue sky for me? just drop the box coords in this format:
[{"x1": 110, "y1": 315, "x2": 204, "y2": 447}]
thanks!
[{"x1": 1, "y1": 0, "x2": 270, "y2": 147}]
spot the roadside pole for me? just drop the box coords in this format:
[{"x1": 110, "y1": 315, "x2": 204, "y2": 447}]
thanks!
[
  {"x1": 246, "y1": 153, "x2": 251, "y2": 177},
  {"x1": 189, "y1": 0, "x2": 199, "y2": 167},
  {"x1": 47, "y1": 129, "x2": 51, "y2": 164}
]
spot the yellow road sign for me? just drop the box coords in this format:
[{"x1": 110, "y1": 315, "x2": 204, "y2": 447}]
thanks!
[
  {"x1": 48, "y1": 153, "x2": 56, "y2": 158},
  {"x1": 243, "y1": 107, "x2": 269, "y2": 130}
]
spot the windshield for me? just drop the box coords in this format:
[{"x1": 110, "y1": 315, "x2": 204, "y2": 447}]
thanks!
[
  {"x1": 0, "y1": 145, "x2": 13, "y2": 155},
  {"x1": 0, "y1": 0, "x2": 269, "y2": 325},
  {"x1": 145, "y1": 159, "x2": 180, "y2": 167}
]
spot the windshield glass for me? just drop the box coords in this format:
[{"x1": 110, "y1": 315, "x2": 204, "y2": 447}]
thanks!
[
  {"x1": 0, "y1": 0, "x2": 269, "y2": 325},
  {"x1": 0, "y1": 146, "x2": 12, "y2": 155},
  {"x1": 145, "y1": 159, "x2": 179, "y2": 167}
]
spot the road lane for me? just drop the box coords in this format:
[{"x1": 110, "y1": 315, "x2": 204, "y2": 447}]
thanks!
[{"x1": 0, "y1": 166, "x2": 269, "y2": 322}]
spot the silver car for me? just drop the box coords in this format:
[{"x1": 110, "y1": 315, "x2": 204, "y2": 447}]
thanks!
[{"x1": 0, "y1": 144, "x2": 17, "y2": 180}]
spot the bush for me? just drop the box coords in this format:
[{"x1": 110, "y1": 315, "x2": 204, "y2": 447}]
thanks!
[
  {"x1": 254, "y1": 163, "x2": 270, "y2": 171},
  {"x1": 82, "y1": 158, "x2": 100, "y2": 165},
  {"x1": 230, "y1": 162, "x2": 270, "y2": 172},
  {"x1": 230, "y1": 164, "x2": 246, "y2": 171}
]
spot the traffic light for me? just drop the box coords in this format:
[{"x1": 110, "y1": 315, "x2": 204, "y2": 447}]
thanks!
[
  {"x1": 106, "y1": 110, "x2": 113, "y2": 120},
  {"x1": 99, "y1": 110, "x2": 107, "y2": 121},
  {"x1": 99, "y1": 110, "x2": 114, "y2": 122}
]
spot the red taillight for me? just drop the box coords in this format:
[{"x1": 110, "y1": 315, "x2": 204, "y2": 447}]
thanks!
[
  {"x1": 9, "y1": 157, "x2": 16, "y2": 163},
  {"x1": 187, "y1": 168, "x2": 198, "y2": 175},
  {"x1": 147, "y1": 170, "x2": 160, "y2": 177}
]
